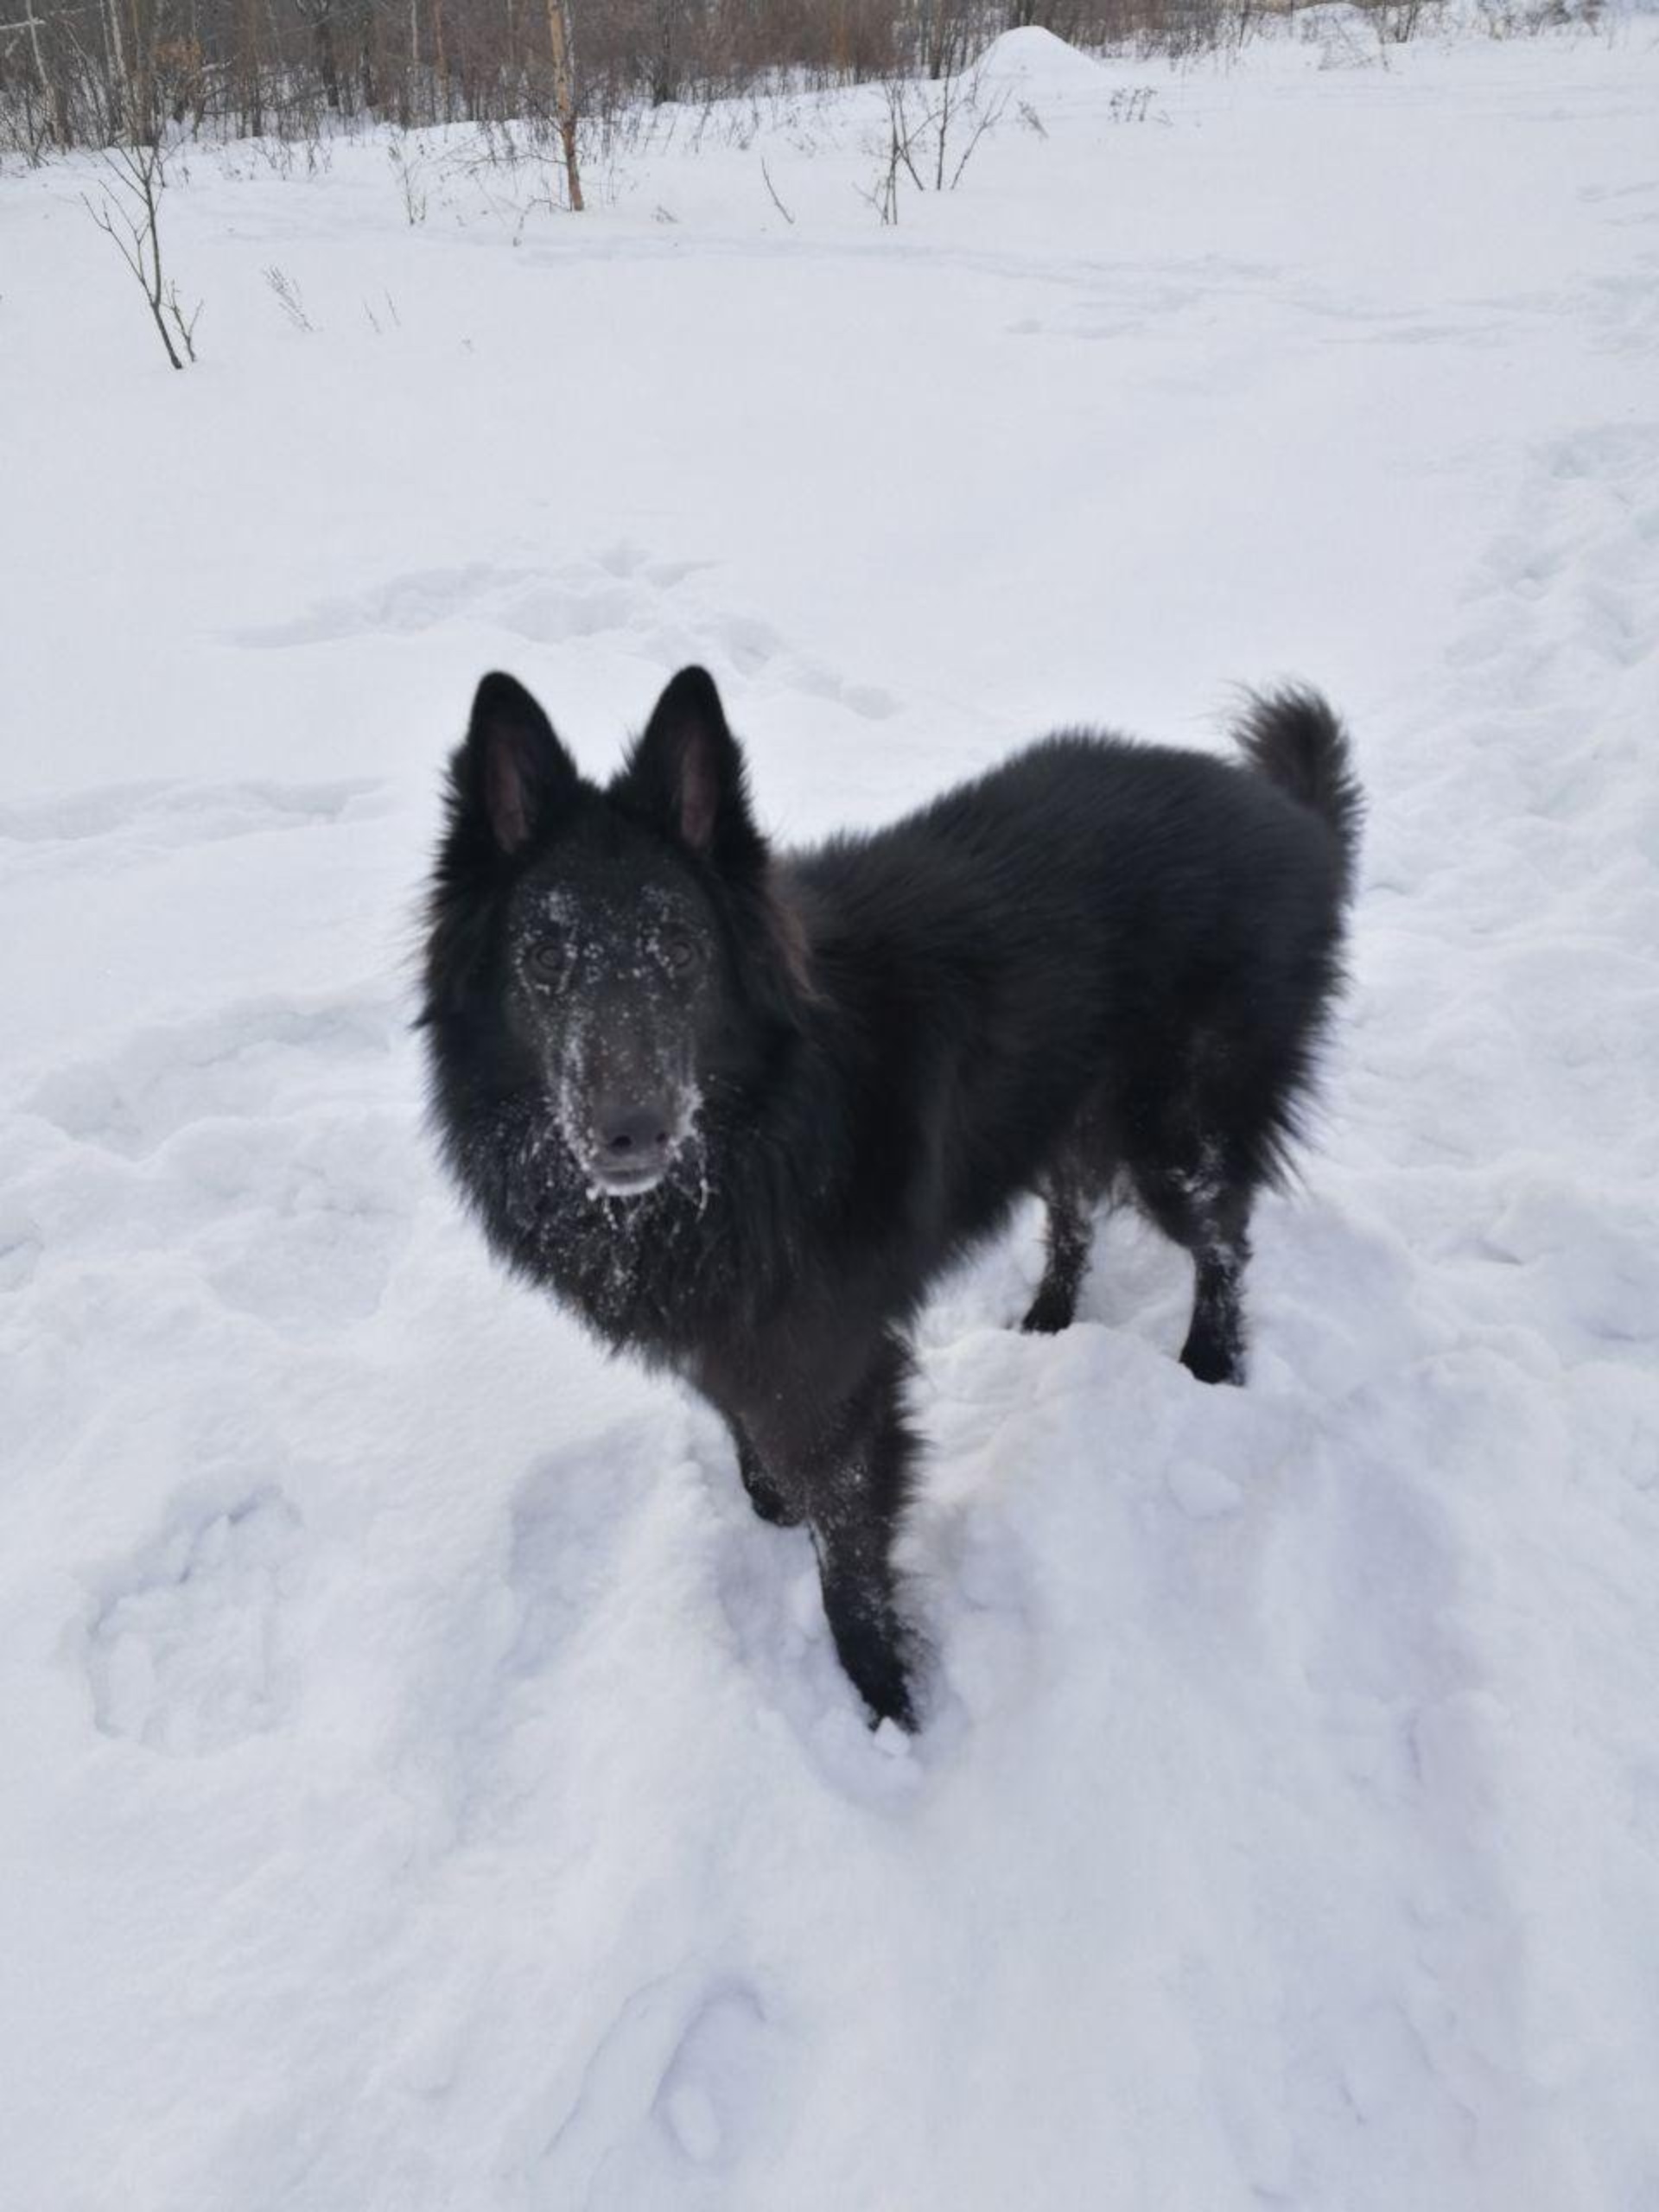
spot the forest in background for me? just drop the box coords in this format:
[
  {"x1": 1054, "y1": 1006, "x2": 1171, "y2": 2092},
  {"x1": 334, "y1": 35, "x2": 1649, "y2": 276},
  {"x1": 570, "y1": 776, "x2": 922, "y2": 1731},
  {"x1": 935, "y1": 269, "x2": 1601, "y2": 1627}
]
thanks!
[{"x1": 0, "y1": 0, "x2": 1580, "y2": 159}]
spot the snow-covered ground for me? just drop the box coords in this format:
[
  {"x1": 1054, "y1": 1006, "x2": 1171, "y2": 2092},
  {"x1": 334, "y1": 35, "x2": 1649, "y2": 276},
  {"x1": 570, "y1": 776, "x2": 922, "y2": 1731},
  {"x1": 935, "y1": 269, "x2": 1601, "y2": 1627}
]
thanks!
[{"x1": 3, "y1": 17, "x2": 1659, "y2": 2207}]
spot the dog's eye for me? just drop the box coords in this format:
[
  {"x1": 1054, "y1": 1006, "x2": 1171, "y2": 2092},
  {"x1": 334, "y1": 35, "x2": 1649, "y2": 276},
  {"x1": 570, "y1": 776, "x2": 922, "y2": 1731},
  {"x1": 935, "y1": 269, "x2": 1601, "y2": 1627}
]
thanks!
[
  {"x1": 662, "y1": 931, "x2": 697, "y2": 975},
  {"x1": 528, "y1": 938, "x2": 567, "y2": 984}
]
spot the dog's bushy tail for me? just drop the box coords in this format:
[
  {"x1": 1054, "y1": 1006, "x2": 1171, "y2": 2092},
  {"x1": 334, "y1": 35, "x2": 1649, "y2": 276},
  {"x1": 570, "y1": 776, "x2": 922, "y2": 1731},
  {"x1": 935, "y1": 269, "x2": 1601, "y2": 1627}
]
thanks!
[{"x1": 1234, "y1": 687, "x2": 1363, "y2": 903}]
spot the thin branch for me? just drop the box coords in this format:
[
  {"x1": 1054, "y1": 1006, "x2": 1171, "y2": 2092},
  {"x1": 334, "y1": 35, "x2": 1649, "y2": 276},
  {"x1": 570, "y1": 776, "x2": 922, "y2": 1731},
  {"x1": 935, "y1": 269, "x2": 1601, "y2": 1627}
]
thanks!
[{"x1": 760, "y1": 155, "x2": 794, "y2": 226}]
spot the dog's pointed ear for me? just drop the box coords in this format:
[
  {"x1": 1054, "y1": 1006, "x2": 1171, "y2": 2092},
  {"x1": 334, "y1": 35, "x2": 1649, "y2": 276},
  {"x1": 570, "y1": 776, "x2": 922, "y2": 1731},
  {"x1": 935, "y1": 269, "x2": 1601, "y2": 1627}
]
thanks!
[
  {"x1": 464, "y1": 671, "x2": 577, "y2": 855},
  {"x1": 613, "y1": 667, "x2": 765, "y2": 879}
]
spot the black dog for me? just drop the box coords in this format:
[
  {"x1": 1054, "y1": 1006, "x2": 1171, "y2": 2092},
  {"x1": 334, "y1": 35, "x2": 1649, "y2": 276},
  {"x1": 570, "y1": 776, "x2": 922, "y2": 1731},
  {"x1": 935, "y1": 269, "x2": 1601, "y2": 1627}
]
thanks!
[{"x1": 421, "y1": 667, "x2": 1361, "y2": 1727}]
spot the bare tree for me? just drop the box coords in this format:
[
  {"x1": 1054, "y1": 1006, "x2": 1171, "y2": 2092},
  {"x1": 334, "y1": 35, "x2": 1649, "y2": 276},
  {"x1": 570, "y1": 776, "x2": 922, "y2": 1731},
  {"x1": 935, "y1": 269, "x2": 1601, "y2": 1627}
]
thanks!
[
  {"x1": 102, "y1": 0, "x2": 130, "y2": 130},
  {"x1": 81, "y1": 139, "x2": 200, "y2": 369},
  {"x1": 293, "y1": 0, "x2": 343, "y2": 108}
]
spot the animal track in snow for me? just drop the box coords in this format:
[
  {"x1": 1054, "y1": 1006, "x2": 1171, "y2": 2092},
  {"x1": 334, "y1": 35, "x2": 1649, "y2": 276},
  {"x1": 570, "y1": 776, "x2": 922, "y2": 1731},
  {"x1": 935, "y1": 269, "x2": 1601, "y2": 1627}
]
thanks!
[
  {"x1": 230, "y1": 562, "x2": 527, "y2": 646},
  {"x1": 651, "y1": 1980, "x2": 771, "y2": 2172},
  {"x1": 86, "y1": 1487, "x2": 303, "y2": 1754},
  {"x1": 502, "y1": 1418, "x2": 667, "y2": 1679},
  {"x1": 27, "y1": 990, "x2": 402, "y2": 1160},
  {"x1": 15, "y1": 988, "x2": 416, "y2": 1336},
  {"x1": 231, "y1": 544, "x2": 902, "y2": 725},
  {"x1": 1452, "y1": 423, "x2": 1659, "y2": 687},
  {"x1": 185, "y1": 1109, "x2": 416, "y2": 1331},
  {"x1": 531, "y1": 1964, "x2": 783, "y2": 2209},
  {"x1": 0, "y1": 777, "x2": 382, "y2": 848},
  {"x1": 0, "y1": 777, "x2": 392, "y2": 884},
  {"x1": 0, "y1": 1207, "x2": 42, "y2": 1292},
  {"x1": 1366, "y1": 419, "x2": 1659, "y2": 1176},
  {"x1": 232, "y1": 550, "x2": 708, "y2": 657}
]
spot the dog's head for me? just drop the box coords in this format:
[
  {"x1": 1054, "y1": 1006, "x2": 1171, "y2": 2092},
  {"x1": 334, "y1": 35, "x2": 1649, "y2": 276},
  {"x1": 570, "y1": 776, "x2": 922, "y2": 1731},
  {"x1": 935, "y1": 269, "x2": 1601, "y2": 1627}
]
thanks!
[{"x1": 425, "y1": 665, "x2": 798, "y2": 1199}]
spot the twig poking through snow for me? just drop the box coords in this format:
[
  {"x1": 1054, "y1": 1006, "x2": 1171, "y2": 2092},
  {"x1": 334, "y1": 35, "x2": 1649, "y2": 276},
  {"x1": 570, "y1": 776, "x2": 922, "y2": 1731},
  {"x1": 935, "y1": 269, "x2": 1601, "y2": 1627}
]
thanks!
[
  {"x1": 264, "y1": 266, "x2": 316, "y2": 335},
  {"x1": 760, "y1": 156, "x2": 795, "y2": 226}
]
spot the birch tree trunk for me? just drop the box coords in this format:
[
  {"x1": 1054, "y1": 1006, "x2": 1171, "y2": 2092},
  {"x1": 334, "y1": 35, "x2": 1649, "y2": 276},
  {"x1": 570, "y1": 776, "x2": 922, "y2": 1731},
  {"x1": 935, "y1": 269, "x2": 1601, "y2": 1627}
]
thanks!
[
  {"x1": 21, "y1": 0, "x2": 70, "y2": 143},
  {"x1": 543, "y1": 0, "x2": 583, "y2": 212},
  {"x1": 105, "y1": 0, "x2": 129, "y2": 130}
]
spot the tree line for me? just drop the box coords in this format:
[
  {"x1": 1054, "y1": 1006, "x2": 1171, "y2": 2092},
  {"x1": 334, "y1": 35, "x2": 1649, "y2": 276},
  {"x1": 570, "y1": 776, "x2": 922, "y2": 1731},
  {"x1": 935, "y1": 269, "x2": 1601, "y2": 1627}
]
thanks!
[{"x1": 0, "y1": 0, "x2": 1266, "y2": 156}]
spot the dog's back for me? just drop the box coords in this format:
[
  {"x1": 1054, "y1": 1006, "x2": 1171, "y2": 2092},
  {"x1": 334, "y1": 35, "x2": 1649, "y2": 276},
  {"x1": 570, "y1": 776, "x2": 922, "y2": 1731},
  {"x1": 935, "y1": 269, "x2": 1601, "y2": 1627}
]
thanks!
[{"x1": 785, "y1": 712, "x2": 1356, "y2": 1257}]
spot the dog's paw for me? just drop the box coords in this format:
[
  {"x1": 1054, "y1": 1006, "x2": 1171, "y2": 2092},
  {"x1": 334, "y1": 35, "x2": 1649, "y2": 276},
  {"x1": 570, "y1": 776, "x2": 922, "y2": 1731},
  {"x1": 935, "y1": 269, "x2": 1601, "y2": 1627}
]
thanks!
[
  {"x1": 1019, "y1": 1287, "x2": 1076, "y2": 1335},
  {"x1": 740, "y1": 1466, "x2": 804, "y2": 1528},
  {"x1": 1179, "y1": 1332, "x2": 1246, "y2": 1387}
]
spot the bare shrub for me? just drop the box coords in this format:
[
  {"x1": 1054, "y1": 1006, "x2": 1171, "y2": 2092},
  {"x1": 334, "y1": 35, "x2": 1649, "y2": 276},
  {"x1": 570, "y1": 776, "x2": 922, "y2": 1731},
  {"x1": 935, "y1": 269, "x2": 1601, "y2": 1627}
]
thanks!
[
  {"x1": 264, "y1": 263, "x2": 317, "y2": 330},
  {"x1": 387, "y1": 133, "x2": 429, "y2": 219},
  {"x1": 81, "y1": 138, "x2": 201, "y2": 369},
  {"x1": 859, "y1": 49, "x2": 1007, "y2": 221}
]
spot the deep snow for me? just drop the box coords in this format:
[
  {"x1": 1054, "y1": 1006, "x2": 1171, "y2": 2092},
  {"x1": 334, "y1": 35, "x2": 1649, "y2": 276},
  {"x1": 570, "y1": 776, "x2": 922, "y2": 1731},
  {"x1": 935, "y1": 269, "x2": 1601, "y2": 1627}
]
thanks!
[{"x1": 3, "y1": 18, "x2": 1659, "y2": 2209}]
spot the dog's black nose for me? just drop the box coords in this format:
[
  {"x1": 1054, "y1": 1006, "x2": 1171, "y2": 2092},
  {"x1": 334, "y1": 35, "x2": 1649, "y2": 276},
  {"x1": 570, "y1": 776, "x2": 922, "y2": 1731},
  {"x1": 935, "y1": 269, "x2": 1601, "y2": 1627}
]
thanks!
[{"x1": 597, "y1": 1103, "x2": 671, "y2": 1169}]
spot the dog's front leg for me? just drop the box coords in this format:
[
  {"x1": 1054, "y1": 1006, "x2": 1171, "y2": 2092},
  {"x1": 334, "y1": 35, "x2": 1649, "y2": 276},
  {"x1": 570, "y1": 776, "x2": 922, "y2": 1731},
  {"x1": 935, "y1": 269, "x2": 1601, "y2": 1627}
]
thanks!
[
  {"x1": 812, "y1": 1502, "x2": 918, "y2": 1732},
  {"x1": 749, "y1": 1333, "x2": 921, "y2": 1731},
  {"x1": 727, "y1": 1416, "x2": 803, "y2": 1528}
]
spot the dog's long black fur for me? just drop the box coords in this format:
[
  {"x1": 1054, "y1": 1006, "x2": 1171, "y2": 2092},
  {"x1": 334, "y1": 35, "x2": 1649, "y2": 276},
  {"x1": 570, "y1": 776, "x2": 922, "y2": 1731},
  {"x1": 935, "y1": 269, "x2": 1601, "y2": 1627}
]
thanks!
[{"x1": 421, "y1": 668, "x2": 1361, "y2": 1727}]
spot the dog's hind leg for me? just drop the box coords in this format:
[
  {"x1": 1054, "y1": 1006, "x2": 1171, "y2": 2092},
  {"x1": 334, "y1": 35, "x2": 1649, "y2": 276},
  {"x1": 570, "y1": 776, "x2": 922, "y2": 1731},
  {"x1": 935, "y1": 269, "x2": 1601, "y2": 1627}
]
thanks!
[
  {"x1": 1179, "y1": 1227, "x2": 1250, "y2": 1386},
  {"x1": 1130, "y1": 1141, "x2": 1254, "y2": 1387},
  {"x1": 1020, "y1": 1163, "x2": 1094, "y2": 1335}
]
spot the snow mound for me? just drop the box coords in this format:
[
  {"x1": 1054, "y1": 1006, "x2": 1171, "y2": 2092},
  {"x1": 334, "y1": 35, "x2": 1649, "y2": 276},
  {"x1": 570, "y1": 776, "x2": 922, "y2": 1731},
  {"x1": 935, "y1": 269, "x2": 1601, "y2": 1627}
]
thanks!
[{"x1": 974, "y1": 26, "x2": 1107, "y2": 91}]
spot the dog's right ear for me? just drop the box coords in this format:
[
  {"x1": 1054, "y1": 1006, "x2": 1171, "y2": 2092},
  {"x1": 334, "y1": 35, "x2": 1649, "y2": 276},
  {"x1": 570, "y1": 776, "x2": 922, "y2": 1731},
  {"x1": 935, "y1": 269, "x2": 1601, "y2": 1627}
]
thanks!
[{"x1": 463, "y1": 672, "x2": 577, "y2": 855}]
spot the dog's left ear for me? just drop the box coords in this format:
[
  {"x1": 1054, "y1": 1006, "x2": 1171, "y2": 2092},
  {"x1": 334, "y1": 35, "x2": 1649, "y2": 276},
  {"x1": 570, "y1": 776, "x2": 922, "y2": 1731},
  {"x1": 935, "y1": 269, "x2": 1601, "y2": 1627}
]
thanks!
[{"x1": 614, "y1": 667, "x2": 766, "y2": 880}]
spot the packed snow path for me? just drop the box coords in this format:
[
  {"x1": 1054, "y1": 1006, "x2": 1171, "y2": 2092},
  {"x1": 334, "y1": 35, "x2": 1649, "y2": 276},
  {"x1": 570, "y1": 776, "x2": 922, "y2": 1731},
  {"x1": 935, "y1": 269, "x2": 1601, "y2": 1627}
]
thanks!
[{"x1": 3, "y1": 23, "x2": 1657, "y2": 2210}]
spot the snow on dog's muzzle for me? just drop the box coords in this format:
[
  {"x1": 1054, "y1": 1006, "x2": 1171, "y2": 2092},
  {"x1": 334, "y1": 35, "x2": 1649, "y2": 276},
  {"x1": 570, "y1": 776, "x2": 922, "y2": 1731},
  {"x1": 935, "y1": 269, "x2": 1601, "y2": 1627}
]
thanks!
[
  {"x1": 563, "y1": 1068, "x2": 702, "y2": 1199},
  {"x1": 547, "y1": 988, "x2": 701, "y2": 1198}
]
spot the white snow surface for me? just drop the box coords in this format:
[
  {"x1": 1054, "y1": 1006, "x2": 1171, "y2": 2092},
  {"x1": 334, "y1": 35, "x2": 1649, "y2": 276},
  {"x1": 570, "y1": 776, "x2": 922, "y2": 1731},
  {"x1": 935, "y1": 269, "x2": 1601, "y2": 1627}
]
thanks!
[{"x1": 4, "y1": 22, "x2": 1659, "y2": 2209}]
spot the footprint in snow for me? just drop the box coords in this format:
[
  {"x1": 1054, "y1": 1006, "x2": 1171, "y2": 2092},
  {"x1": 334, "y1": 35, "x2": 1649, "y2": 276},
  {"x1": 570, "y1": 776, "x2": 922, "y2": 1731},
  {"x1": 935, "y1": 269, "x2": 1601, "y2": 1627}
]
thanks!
[
  {"x1": 228, "y1": 553, "x2": 904, "y2": 742},
  {"x1": 229, "y1": 552, "x2": 666, "y2": 652},
  {"x1": 85, "y1": 1487, "x2": 303, "y2": 1756},
  {"x1": 502, "y1": 1417, "x2": 666, "y2": 1679},
  {"x1": 26, "y1": 988, "x2": 402, "y2": 1159},
  {"x1": 0, "y1": 776, "x2": 389, "y2": 867},
  {"x1": 229, "y1": 561, "x2": 522, "y2": 645},
  {"x1": 534, "y1": 1966, "x2": 782, "y2": 2209},
  {"x1": 184, "y1": 1108, "x2": 416, "y2": 1332},
  {"x1": 652, "y1": 1981, "x2": 772, "y2": 2172}
]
